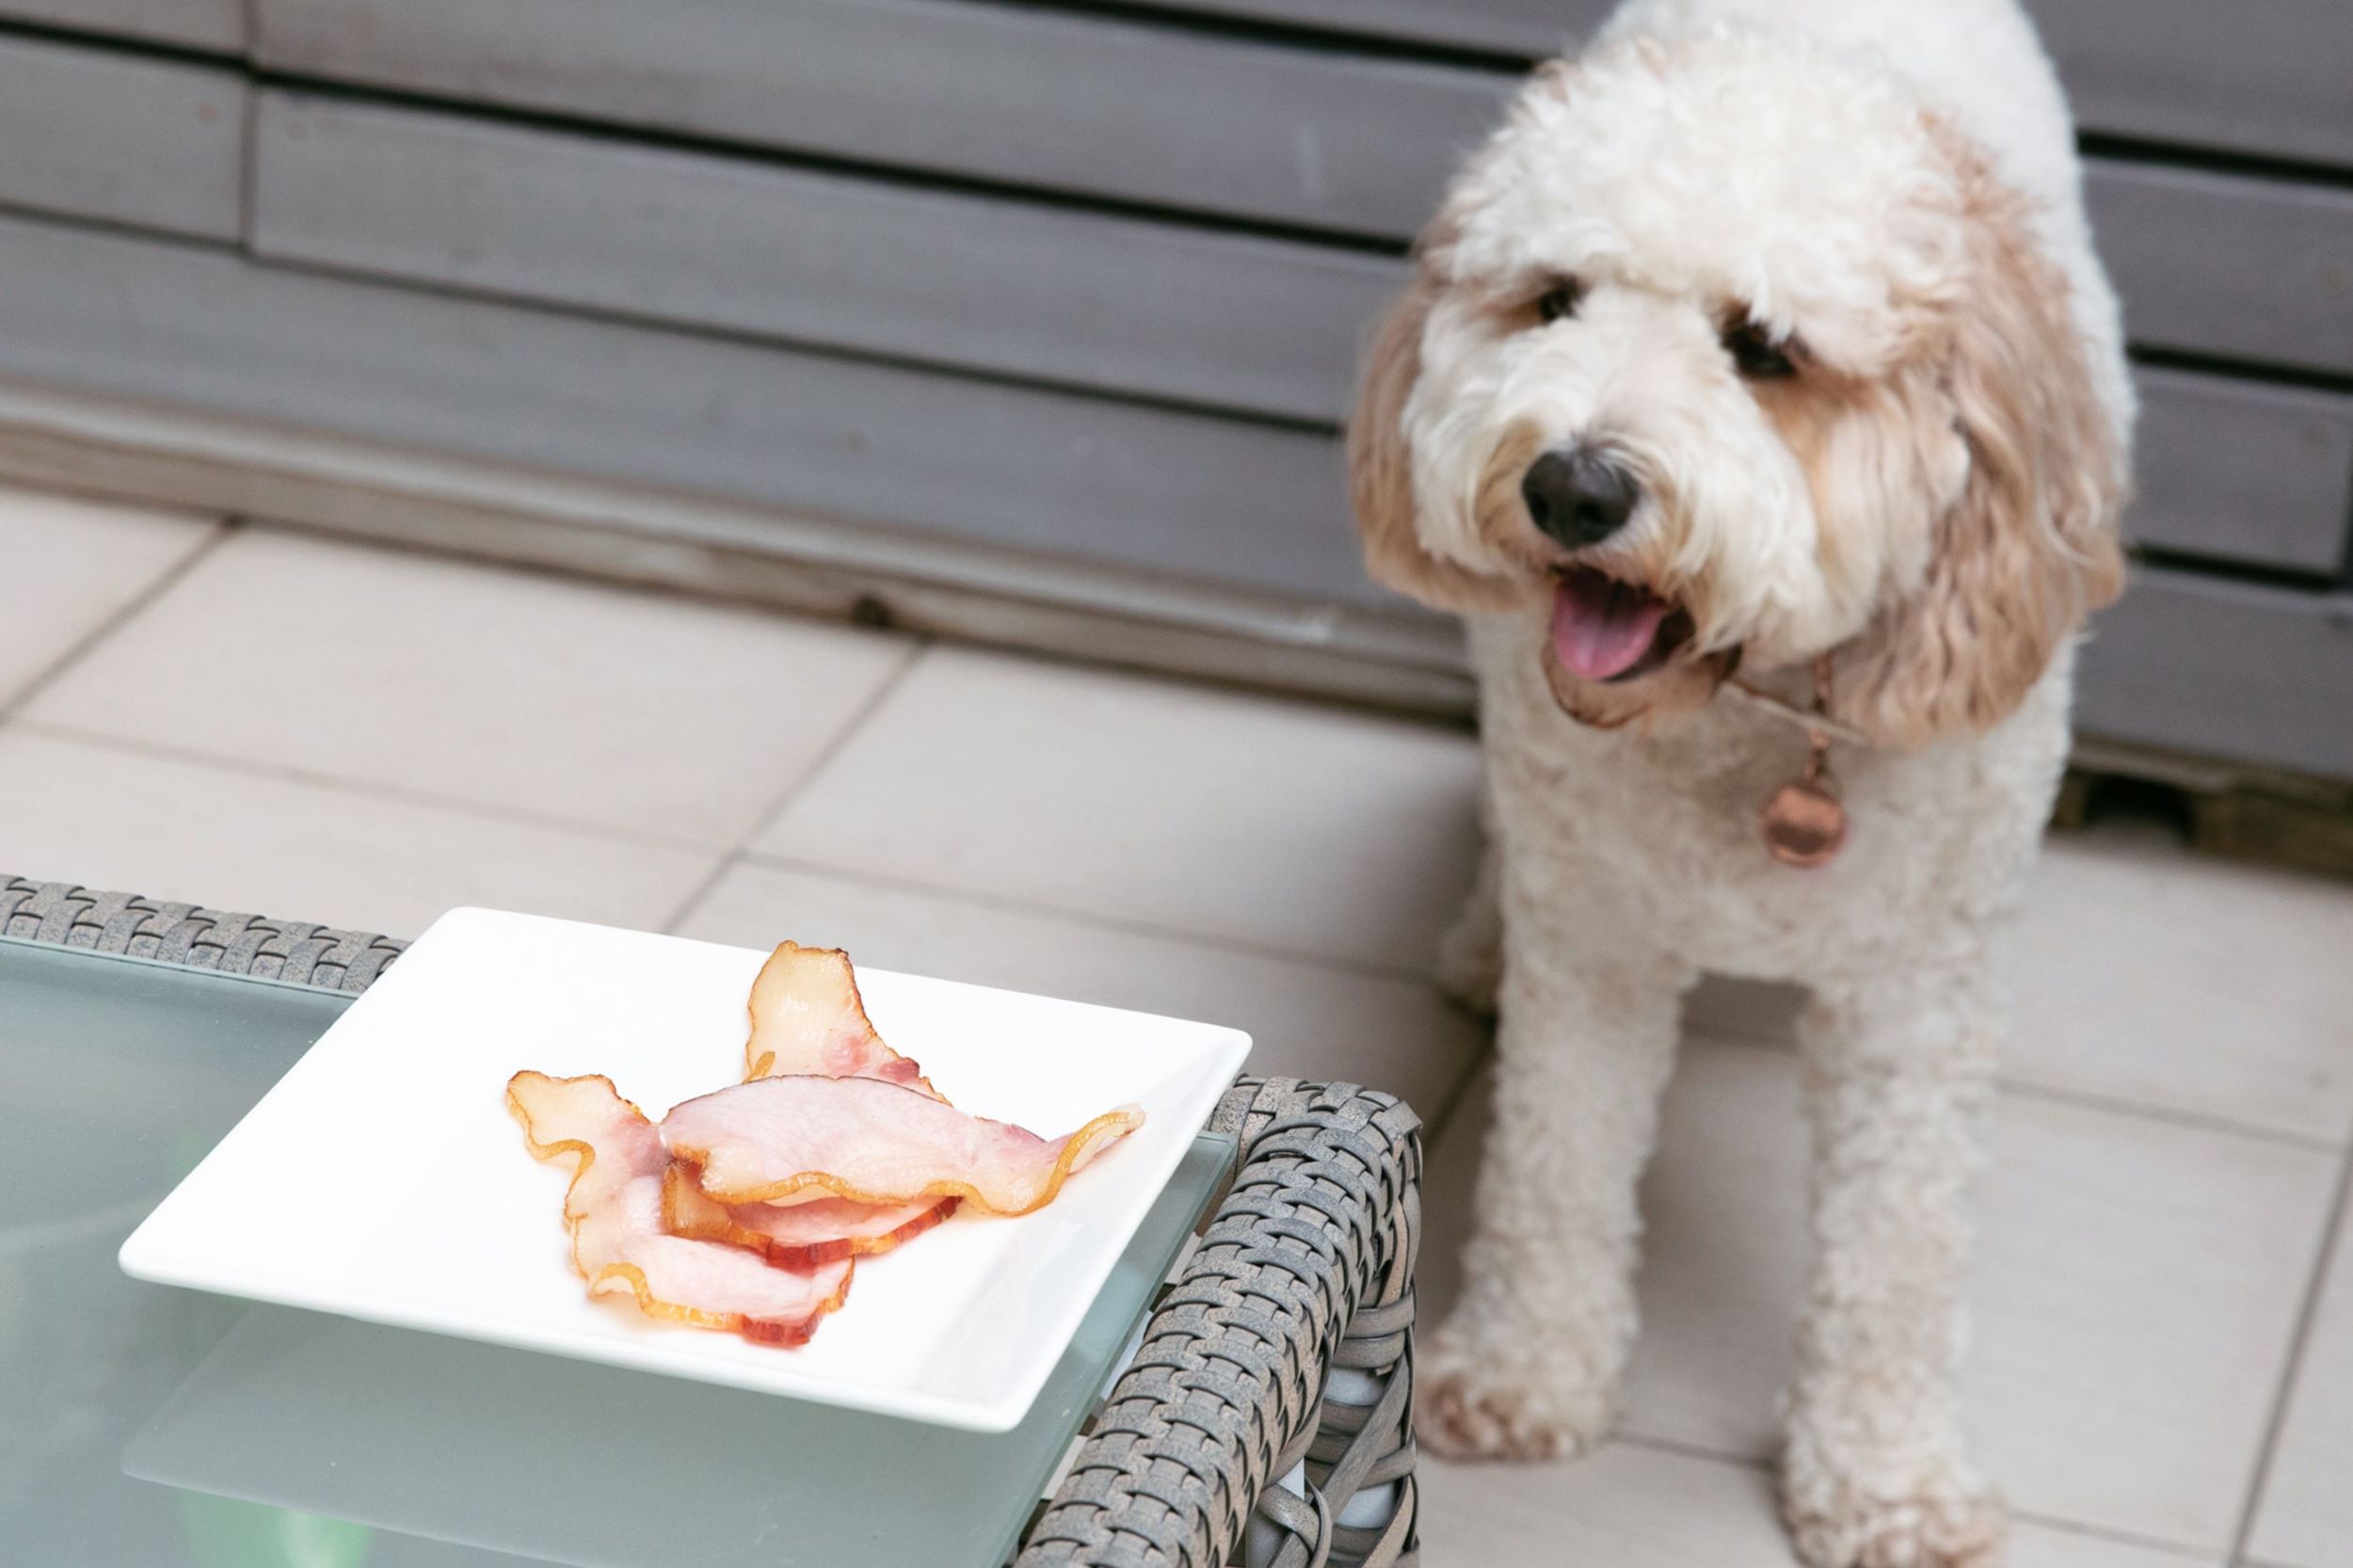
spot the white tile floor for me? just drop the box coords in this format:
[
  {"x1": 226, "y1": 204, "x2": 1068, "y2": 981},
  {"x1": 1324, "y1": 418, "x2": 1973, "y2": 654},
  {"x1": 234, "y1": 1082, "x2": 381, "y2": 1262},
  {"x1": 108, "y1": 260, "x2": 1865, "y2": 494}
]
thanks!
[{"x1": 3, "y1": 488, "x2": 2347, "y2": 1567}]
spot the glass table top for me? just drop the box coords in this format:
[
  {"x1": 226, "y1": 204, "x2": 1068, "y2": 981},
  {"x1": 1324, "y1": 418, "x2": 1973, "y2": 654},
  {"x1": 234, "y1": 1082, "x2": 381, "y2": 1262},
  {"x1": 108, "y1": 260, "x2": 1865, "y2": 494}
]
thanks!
[{"x1": 3, "y1": 937, "x2": 1234, "y2": 1568}]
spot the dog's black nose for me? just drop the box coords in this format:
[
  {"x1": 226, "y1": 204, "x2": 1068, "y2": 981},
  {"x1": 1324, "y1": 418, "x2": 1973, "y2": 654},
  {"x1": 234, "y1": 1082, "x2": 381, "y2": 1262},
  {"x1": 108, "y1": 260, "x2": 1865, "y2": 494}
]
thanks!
[{"x1": 1522, "y1": 449, "x2": 1640, "y2": 549}]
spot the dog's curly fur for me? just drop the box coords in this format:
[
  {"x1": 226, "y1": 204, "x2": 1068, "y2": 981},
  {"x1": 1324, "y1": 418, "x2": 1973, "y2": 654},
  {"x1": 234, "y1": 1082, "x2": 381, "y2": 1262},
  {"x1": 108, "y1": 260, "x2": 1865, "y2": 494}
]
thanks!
[{"x1": 1349, "y1": 5, "x2": 2131, "y2": 1564}]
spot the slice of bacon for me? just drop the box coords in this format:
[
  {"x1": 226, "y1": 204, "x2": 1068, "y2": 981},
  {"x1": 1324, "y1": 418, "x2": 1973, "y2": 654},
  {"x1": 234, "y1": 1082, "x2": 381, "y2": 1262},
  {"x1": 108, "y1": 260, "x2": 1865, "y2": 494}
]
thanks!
[
  {"x1": 661, "y1": 1167, "x2": 959, "y2": 1268},
  {"x1": 506, "y1": 1070, "x2": 854, "y2": 1346},
  {"x1": 662, "y1": 1075, "x2": 1144, "y2": 1216},
  {"x1": 743, "y1": 941, "x2": 942, "y2": 1099}
]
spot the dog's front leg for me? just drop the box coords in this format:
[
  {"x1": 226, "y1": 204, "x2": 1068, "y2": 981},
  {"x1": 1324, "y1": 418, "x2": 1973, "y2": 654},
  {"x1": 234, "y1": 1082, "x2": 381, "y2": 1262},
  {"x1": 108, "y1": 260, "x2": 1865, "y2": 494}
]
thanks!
[
  {"x1": 1782, "y1": 963, "x2": 2007, "y2": 1568},
  {"x1": 1422, "y1": 852, "x2": 1688, "y2": 1462},
  {"x1": 1435, "y1": 837, "x2": 1504, "y2": 1016}
]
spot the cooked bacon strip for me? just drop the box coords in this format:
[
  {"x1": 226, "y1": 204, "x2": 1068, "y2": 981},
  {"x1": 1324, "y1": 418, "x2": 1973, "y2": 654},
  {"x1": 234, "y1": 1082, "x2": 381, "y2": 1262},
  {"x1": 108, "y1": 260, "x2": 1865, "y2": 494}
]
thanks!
[
  {"x1": 661, "y1": 1167, "x2": 959, "y2": 1268},
  {"x1": 506, "y1": 1070, "x2": 853, "y2": 1346},
  {"x1": 743, "y1": 941, "x2": 942, "y2": 1099},
  {"x1": 706, "y1": 942, "x2": 963, "y2": 1256},
  {"x1": 662, "y1": 1075, "x2": 1143, "y2": 1215}
]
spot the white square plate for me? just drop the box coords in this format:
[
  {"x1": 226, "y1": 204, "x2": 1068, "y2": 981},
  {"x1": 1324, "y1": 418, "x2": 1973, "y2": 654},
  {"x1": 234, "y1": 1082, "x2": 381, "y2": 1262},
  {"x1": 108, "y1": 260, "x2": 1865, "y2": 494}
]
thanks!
[{"x1": 120, "y1": 907, "x2": 1251, "y2": 1432}]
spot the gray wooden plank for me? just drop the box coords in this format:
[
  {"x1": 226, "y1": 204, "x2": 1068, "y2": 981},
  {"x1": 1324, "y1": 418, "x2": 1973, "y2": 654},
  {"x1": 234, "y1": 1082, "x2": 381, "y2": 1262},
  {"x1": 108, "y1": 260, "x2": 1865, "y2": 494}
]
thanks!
[
  {"x1": 0, "y1": 210, "x2": 1380, "y2": 606},
  {"x1": 2078, "y1": 570, "x2": 2353, "y2": 780},
  {"x1": 2128, "y1": 369, "x2": 2353, "y2": 576},
  {"x1": 1164, "y1": 0, "x2": 1601, "y2": 54},
  {"x1": 249, "y1": 91, "x2": 1400, "y2": 424},
  {"x1": 1111, "y1": 1, "x2": 2353, "y2": 170},
  {"x1": 2089, "y1": 163, "x2": 2353, "y2": 378},
  {"x1": 0, "y1": 0, "x2": 241, "y2": 50},
  {"x1": 2033, "y1": 0, "x2": 2353, "y2": 169},
  {"x1": 0, "y1": 35, "x2": 243, "y2": 240},
  {"x1": 253, "y1": 0, "x2": 1511, "y2": 240}
]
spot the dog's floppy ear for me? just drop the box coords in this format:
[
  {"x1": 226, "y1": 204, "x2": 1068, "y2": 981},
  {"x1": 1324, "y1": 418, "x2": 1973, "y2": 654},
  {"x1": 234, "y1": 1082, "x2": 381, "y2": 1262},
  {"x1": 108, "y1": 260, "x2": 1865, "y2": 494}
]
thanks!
[
  {"x1": 1837, "y1": 126, "x2": 2127, "y2": 748},
  {"x1": 1348, "y1": 273, "x2": 1527, "y2": 611}
]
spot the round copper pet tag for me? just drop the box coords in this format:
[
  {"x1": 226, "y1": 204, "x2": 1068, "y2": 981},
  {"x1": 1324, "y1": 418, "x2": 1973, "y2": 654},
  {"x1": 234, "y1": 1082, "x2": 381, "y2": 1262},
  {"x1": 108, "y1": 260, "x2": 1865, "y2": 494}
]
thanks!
[
  {"x1": 1763, "y1": 777, "x2": 1847, "y2": 867},
  {"x1": 1763, "y1": 725, "x2": 1847, "y2": 868}
]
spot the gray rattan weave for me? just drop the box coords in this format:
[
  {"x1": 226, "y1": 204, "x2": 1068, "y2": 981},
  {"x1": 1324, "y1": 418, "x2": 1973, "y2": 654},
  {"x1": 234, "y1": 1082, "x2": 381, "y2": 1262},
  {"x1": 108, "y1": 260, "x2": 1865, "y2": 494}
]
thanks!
[
  {"x1": 2, "y1": 877, "x2": 407, "y2": 989},
  {"x1": 2, "y1": 874, "x2": 1421, "y2": 1567}
]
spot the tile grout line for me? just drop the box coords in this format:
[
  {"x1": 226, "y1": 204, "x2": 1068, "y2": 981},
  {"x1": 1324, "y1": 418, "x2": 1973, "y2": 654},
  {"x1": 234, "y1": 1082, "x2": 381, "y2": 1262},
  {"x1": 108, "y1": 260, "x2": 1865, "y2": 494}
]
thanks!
[
  {"x1": 2006, "y1": 1513, "x2": 2228, "y2": 1565},
  {"x1": 735, "y1": 841, "x2": 1493, "y2": 997},
  {"x1": 0, "y1": 516, "x2": 236, "y2": 723},
  {"x1": 2224, "y1": 1120, "x2": 2353, "y2": 1565},
  {"x1": 1691, "y1": 1028, "x2": 2350, "y2": 1157},
  {"x1": 7, "y1": 524, "x2": 936, "y2": 860},
  {"x1": 656, "y1": 637, "x2": 931, "y2": 936},
  {"x1": 1609, "y1": 1432, "x2": 2225, "y2": 1562},
  {"x1": 2009, "y1": 1509, "x2": 2239, "y2": 1564},
  {"x1": 1992, "y1": 1077, "x2": 2349, "y2": 1158},
  {"x1": 737, "y1": 840, "x2": 1478, "y2": 986},
  {"x1": 9, "y1": 714, "x2": 736, "y2": 857},
  {"x1": 1610, "y1": 1429, "x2": 1773, "y2": 1475}
]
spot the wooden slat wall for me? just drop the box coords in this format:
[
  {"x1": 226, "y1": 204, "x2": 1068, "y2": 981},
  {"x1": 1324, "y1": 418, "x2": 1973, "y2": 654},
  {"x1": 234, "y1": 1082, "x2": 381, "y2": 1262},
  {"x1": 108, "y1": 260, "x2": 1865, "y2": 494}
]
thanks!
[
  {"x1": 247, "y1": 91, "x2": 2353, "y2": 584},
  {"x1": 0, "y1": 0, "x2": 2343, "y2": 777},
  {"x1": 245, "y1": 88, "x2": 2353, "y2": 417},
  {"x1": 248, "y1": 1, "x2": 2353, "y2": 383},
  {"x1": 17, "y1": 182, "x2": 2352, "y2": 615},
  {"x1": 0, "y1": 214, "x2": 1366, "y2": 605}
]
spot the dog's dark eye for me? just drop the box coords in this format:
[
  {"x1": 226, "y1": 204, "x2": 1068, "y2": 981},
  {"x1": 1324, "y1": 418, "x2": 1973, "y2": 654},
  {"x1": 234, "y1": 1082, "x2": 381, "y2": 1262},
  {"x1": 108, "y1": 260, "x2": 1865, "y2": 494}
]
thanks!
[
  {"x1": 1722, "y1": 314, "x2": 1797, "y2": 378},
  {"x1": 1536, "y1": 280, "x2": 1583, "y2": 325}
]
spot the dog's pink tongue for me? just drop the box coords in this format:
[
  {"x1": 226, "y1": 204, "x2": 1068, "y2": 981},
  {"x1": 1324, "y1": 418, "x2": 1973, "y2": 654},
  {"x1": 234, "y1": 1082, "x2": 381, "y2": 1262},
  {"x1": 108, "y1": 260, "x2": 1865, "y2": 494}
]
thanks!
[{"x1": 1551, "y1": 574, "x2": 1672, "y2": 681}]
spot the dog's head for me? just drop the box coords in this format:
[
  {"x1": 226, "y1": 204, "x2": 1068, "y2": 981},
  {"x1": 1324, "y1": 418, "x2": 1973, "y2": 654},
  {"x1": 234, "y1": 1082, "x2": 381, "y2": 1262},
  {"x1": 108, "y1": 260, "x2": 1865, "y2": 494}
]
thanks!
[{"x1": 1349, "y1": 27, "x2": 2126, "y2": 744}]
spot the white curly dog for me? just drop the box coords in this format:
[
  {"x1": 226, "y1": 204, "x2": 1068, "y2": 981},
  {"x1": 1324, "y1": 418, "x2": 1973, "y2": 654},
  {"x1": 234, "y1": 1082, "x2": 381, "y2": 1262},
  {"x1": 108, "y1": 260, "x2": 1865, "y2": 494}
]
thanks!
[{"x1": 1348, "y1": 3, "x2": 2130, "y2": 1563}]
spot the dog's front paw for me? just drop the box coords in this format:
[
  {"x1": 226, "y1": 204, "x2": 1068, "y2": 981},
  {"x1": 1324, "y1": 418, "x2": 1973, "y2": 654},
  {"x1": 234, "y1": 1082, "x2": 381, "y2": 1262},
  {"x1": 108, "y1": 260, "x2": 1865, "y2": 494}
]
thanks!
[
  {"x1": 1418, "y1": 1325, "x2": 1616, "y2": 1462},
  {"x1": 1780, "y1": 1436, "x2": 2006, "y2": 1568}
]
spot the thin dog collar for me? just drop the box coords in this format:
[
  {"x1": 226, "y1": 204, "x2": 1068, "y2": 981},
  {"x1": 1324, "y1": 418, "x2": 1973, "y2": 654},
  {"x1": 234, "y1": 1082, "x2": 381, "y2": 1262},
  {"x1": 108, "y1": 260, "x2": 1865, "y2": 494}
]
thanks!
[{"x1": 1722, "y1": 655, "x2": 1855, "y2": 867}]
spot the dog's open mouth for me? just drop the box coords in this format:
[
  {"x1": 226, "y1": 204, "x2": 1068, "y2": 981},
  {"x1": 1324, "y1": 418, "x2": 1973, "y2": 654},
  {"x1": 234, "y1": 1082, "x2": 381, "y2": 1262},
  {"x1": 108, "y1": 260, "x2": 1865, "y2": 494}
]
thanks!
[{"x1": 1550, "y1": 568, "x2": 1694, "y2": 683}]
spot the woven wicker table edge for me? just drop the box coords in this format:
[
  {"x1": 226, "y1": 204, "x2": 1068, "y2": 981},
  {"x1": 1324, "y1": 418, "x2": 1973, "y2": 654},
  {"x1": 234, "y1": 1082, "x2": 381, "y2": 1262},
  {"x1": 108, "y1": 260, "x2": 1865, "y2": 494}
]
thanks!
[
  {"x1": 2, "y1": 875, "x2": 407, "y2": 989},
  {"x1": 5, "y1": 873, "x2": 1422, "y2": 1568}
]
